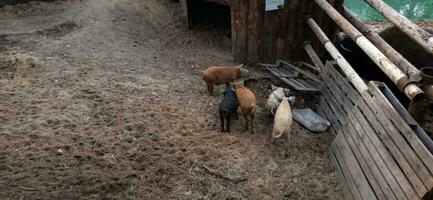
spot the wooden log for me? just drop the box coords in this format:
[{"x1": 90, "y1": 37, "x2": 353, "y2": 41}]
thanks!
[
  {"x1": 312, "y1": 0, "x2": 424, "y2": 101},
  {"x1": 307, "y1": 18, "x2": 369, "y2": 94},
  {"x1": 361, "y1": 0, "x2": 433, "y2": 55},
  {"x1": 343, "y1": 9, "x2": 421, "y2": 83}
]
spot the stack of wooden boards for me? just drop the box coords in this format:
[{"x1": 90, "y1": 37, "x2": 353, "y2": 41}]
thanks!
[
  {"x1": 318, "y1": 61, "x2": 433, "y2": 200},
  {"x1": 259, "y1": 60, "x2": 322, "y2": 92}
]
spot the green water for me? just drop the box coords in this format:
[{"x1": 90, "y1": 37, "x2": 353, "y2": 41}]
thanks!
[{"x1": 344, "y1": 0, "x2": 433, "y2": 20}]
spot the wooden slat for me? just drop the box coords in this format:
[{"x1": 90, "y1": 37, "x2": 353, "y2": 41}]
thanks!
[
  {"x1": 265, "y1": 67, "x2": 296, "y2": 79},
  {"x1": 280, "y1": 77, "x2": 320, "y2": 91},
  {"x1": 295, "y1": 61, "x2": 320, "y2": 72},
  {"x1": 273, "y1": 67, "x2": 297, "y2": 77},
  {"x1": 238, "y1": 0, "x2": 248, "y2": 62},
  {"x1": 323, "y1": 86, "x2": 407, "y2": 200},
  {"x1": 318, "y1": 96, "x2": 339, "y2": 134},
  {"x1": 374, "y1": 81, "x2": 433, "y2": 155},
  {"x1": 317, "y1": 105, "x2": 337, "y2": 135},
  {"x1": 283, "y1": 78, "x2": 303, "y2": 88},
  {"x1": 290, "y1": 79, "x2": 307, "y2": 88},
  {"x1": 280, "y1": 60, "x2": 323, "y2": 83},
  {"x1": 321, "y1": 91, "x2": 347, "y2": 127},
  {"x1": 231, "y1": 0, "x2": 239, "y2": 59},
  {"x1": 323, "y1": 84, "x2": 400, "y2": 200},
  {"x1": 247, "y1": 0, "x2": 260, "y2": 62},
  {"x1": 325, "y1": 63, "x2": 420, "y2": 199},
  {"x1": 368, "y1": 82, "x2": 433, "y2": 175},
  {"x1": 275, "y1": 67, "x2": 295, "y2": 76},
  {"x1": 331, "y1": 147, "x2": 355, "y2": 200},
  {"x1": 320, "y1": 95, "x2": 343, "y2": 130},
  {"x1": 295, "y1": 78, "x2": 310, "y2": 87},
  {"x1": 296, "y1": 78, "x2": 319, "y2": 90},
  {"x1": 343, "y1": 120, "x2": 392, "y2": 200},
  {"x1": 359, "y1": 97, "x2": 426, "y2": 199},
  {"x1": 334, "y1": 134, "x2": 378, "y2": 200},
  {"x1": 324, "y1": 88, "x2": 390, "y2": 199},
  {"x1": 258, "y1": 63, "x2": 278, "y2": 67},
  {"x1": 362, "y1": 94, "x2": 431, "y2": 196},
  {"x1": 332, "y1": 137, "x2": 364, "y2": 200}
]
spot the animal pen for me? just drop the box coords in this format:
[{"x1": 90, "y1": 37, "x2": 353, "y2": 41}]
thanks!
[
  {"x1": 179, "y1": 0, "x2": 343, "y2": 62},
  {"x1": 183, "y1": 0, "x2": 433, "y2": 199}
]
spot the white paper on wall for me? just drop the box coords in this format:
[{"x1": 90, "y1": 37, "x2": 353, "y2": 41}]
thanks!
[{"x1": 265, "y1": 0, "x2": 284, "y2": 11}]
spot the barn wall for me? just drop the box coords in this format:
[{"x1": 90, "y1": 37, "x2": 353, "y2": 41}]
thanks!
[
  {"x1": 182, "y1": 0, "x2": 344, "y2": 63},
  {"x1": 229, "y1": 0, "x2": 344, "y2": 63}
]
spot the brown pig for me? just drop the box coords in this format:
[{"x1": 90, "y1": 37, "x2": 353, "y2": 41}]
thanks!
[
  {"x1": 202, "y1": 64, "x2": 249, "y2": 96},
  {"x1": 233, "y1": 82, "x2": 256, "y2": 133}
]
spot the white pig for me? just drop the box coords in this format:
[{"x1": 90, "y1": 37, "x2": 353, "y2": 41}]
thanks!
[
  {"x1": 271, "y1": 97, "x2": 293, "y2": 156},
  {"x1": 266, "y1": 87, "x2": 285, "y2": 114}
]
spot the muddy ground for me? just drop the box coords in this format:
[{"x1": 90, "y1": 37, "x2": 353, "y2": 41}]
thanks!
[{"x1": 0, "y1": 0, "x2": 342, "y2": 199}]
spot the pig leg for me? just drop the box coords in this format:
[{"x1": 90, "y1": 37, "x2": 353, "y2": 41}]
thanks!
[
  {"x1": 243, "y1": 114, "x2": 249, "y2": 132},
  {"x1": 250, "y1": 113, "x2": 255, "y2": 134},
  {"x1": 233, "y1": 110, "x2": 239, "y2": 120},
  {"x1": 226, "y1": 114, "x2": 231, "y2": 133},
  {"x1": 207, "y1": 84, "x2": 214, "y2": 96},
  {"x1": 285, "y1": 132, "x2": 291, "y2": 158},
  {"x1": 219, "y1": 112, "x2": 225, "y2": 132},
  {"x1": 209, "y1": 85, "x2": 214, "y2": 96}
]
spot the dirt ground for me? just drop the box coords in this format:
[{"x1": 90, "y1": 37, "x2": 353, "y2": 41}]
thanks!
[{"x1": 0, "y1": 0, "x2": 342, "y2": 199}]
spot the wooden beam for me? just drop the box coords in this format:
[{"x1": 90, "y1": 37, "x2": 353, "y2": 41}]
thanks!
[
  {"x1": 343, "y1": 9, "x2": 421, "y2": 83},
  {"x1": 361, "y1": 0, "x2": 433, "y2": 55},
  {"x1": 312, "y1": 0, "x2": 424, "y2": 101}
]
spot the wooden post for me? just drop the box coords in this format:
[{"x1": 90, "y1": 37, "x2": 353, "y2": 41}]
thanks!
[
  {"x1": 179, "y1": 0, "x2": 191, "y2": 30},
  {"x1": 344, "y1": 9, "x2": 421, "y2": 83},
  {"x1": 313, "y1": 0, "x2": 424, "y2": 101},
  {"x1": 362, "y1": 0, "x2": 433, "y2": 55},
  {"x1": 307, "y1": 18, "x2": 369, "y2": 94},
  {"x1": 303, "y1": 42, "x2": 325, "y2": 71},
  {"x1": 247, "y1": 0, "x2": 260, "y2": 62}
]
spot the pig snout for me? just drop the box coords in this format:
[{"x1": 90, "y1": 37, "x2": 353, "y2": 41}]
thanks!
[{"x1": 239, "y1": 67, "x2": 249, "y2": 78}]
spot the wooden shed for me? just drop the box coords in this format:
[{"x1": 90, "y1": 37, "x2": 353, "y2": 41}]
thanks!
[{"x1": 180, "y1": 0, "x2": 344, "y2": 62}]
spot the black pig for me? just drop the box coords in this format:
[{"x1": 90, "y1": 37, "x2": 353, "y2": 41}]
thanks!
[{"x1": 219, "y1": 85, "x2": 239, "y2": 132}]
